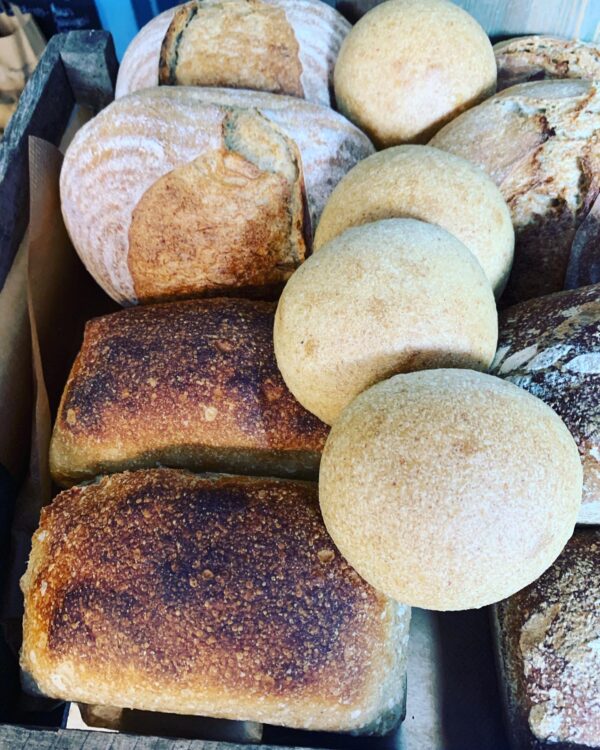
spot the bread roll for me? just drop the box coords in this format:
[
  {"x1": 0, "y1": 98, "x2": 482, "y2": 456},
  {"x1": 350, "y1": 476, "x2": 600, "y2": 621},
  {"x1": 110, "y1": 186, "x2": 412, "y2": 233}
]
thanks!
[
  {"x1": 314, "y1": 145, "x2": 514, "y2": 296},
  {"x1": 50, "y1": 298, "x2": 328, "y2": 487},
  {"x1": 319, "y1": 369, "x2": 583, "y2": 610},
  {"x1": 21, "y1": 469, "x2": 410, "y2": 734},
  {"x1": 116, "y1": 0, "x2": 350, "y2": 107},
  {"x1": 274, "y1": 218, "x2": 497, "y2": 425},
  {"x1": 492, "y1": 284, "x2": 600, "y2": 524},
  {"x1": 431, "y1": 79, "x2": 600, "y2": 305},
  {"x1": 495, "y1": 36, "x2": 600, "y2": 91},
  {"x1": 60, "y1": 86, "x2": 373, "y2": 305},
  {"x1": 333, "y1": 0, "x2": 497, "y2": 146},
  {"x1": 493, "y1": 529, "x2": 600, "y2": 749}
]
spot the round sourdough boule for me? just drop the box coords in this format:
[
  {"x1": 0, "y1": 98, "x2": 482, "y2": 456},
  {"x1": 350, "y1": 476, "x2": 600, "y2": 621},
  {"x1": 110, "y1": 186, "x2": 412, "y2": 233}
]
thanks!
[
  {"x1": 273, "y1": 219, "x2": 497, "y2": 425},
  {"x1": 319, "y1": 369, "x2": 583, "y2": 611},
  {"x1": 333, "y1": 0, "x2": 497, "y2": 146},
  {"x1": 314, "y1": 145, "x2": 514, "y2": 296}
]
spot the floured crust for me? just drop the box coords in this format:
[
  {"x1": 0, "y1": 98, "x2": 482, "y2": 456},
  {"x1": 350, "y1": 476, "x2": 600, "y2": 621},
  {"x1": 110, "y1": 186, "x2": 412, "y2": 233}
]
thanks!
[
  {"x1": 491, "y1": 284, "x2": 600, "y2": 523},
  {"x1": 495, "y1": 36, "x2": 600, "y2": 91},
  {"x1": 21, "y1": 469, "x2": 410, "y2": 733},
  {"x1": 60, "y1": 86, "x2": 373, "y2": 305},
  {"x1": 159, "y1": 0, "x2": 304, "y2": 97},
  {"x1": 127, "y1": 109, "x2": 308, "y2": 302},
  {"x1": 49, "y1": 298, "x2": 328, "y2": 486},
  {"x1": 116, "y1": 0, "x2": 350, "y2": 107},
  {"x1": 494, "y1": 529, "x2": 600, "y2": 748},
  {"x1": 431, "y1": 79, "x2": 600, "y2": 305}
]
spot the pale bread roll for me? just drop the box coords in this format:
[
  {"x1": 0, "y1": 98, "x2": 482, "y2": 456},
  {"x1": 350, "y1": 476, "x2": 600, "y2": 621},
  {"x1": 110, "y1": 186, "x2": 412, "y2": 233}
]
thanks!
[
  {"x1": 21, "y1": 470, "x2": 410, "y2": 734},
  {"x1": 333, "y1": 0, "x2": 497, "y2": 146},
  {"x1": 319, "y1": 369, "x2": 583, "y2": 611},
  {"x1": 115, "y1": 0, "x2": 350, "y2": 107},
  {"x1": 60, "y1": 87, "x2": 373, "y2": 305},
  {"x1": 273, "y1": 219, "x2": 497, "y2": 425},
  {"x1": 314, "y1": 145, "x2": 514, "y2": 296}
]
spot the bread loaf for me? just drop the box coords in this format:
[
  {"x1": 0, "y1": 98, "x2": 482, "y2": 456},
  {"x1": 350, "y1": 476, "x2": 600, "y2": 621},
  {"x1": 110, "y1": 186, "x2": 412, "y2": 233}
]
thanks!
[
  {"x1": 274, "y1": 219, "x2": 497, "y2": 424},
  {"x1": 314, "y1": 145, "x2": 514, "y2": 297},
  {"x1": 116, "y1": 0, "x2": 350, "y2": 107},
  {"x1": 21, "y1": 469, "x2": 410, "y2": 734},
  {"x1": 431, "y1": 79, "x2": 600, "y2": 305},
  {"x1": 319, "y1": 369, "x2": 583, "y2": 611},
  {"x1": 492, "y1": 284, "x2": 600, "y2": 524},
  {"x1": 60, "y1": 87, "x2": 373, "y2": 305},
  {"x1": 50, "y1": 298, "x2": 328, "y2": 487},
  {"x1": 493, "y1": 529, "x2": 600, "y2": 749},
  {"x1": 333, "y1": 0, "x2": 496, "y2": 146},
  {"x1": 495, "y1": 36, "x2": 600, "y2": 91}
]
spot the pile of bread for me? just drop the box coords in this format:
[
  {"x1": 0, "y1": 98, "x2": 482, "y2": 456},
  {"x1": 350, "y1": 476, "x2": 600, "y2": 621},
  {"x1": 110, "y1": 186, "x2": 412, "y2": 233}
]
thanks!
[{"x1": 20, "y1": 0, "x2": 600, "y2": 747}]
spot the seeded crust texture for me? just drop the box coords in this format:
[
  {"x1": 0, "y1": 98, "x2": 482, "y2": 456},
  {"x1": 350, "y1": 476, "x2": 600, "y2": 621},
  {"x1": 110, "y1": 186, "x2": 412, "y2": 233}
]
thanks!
[
  {"x1": 495, "y1": 36, "x2": 600, "y2": 91},
  {"x1": 431, "y1": 79, "x2": 600, "y2": 305},
  {"x1": 492, "y1": 284, "x2": 600, "y2": 524},
  {"x1": 314, "y1": 145, "x2": 514, "y2": 297},
  {"x1": 21, "y1": 470, "x2": 410, "y2": 733},
  {"x1": 494, "y1": 529, "x2": 600, "y2": 749},
  {"x1": 50, "y1": 298, "x2": 329, "y2": 487},
  {"x1": 319, "y1": 369, "x2": 582, "y2": 611},
  {"x1": 116, "y1": 0, "x2": 350, "y2": 107},
  {"x1": 60, "y1": 86, "x2": 373, "y2": 305}
]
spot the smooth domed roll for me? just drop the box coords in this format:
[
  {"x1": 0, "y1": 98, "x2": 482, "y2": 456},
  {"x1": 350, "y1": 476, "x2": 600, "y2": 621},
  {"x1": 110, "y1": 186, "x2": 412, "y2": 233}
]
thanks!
[
  {"x1": 274, "y1": 219, "x2": 497, "y2": 425},
  {"x1": 314, "y1": 145, "x2": 514, "y2": 296},
  {"x1": 333, "y1": 0, "x2": 497, "y2": 146},
  {"x1": 319, "y1": 369, "x2": 583, "y2": 611}
]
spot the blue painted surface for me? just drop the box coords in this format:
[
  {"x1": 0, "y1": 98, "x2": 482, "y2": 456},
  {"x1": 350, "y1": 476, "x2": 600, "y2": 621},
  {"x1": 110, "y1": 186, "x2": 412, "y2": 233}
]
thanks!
[{"x1": 94, "y1": 0, "x2": 139, "y2": 59}]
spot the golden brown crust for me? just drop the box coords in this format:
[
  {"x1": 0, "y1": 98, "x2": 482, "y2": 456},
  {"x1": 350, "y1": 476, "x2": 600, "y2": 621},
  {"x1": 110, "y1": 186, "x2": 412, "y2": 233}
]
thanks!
[
  {"x1": 494, "y1": 529, "x2": 600, "y2": 749},
  {"x1": 49, "y1": 298, "x2": 328, "y2": 486},
  {"x1": 158, "y1": 0, "x2": 303, "y2": 97},
  {"x1": 21, "y1": 469, "x2": 409, "y2": 732},
  {"x1": 128, "y1": 108, "x2": 308, "y2": 303},
  {"x1": 492, "y1": 284, "x2": 600, "y2": 522}
]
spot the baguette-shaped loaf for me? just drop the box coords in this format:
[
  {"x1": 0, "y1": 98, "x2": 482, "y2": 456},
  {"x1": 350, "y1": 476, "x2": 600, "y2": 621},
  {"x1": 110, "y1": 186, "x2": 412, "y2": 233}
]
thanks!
[
  {"x1": 494, "y1": 529, "x2": 600, "y2": 749},
  {"x1": 495, "y1": 36, "x2": 600, "y2": 91},
  {"x1": 21, "y1": 470, "x2": 410, "y2": 734},
  {"x1": 49, "y1": 298, "x2": 328, "y2": 487},
  {"x1": 431, "y1": 79, "x2": 600, "y2": 305},
  {"x1": 492, "y1": 284, "x2": 600, "y2": 524},
  {"x1": 116, "y1": 0, "x2": 350, "y2": 107},
  {"x1": 60, "y1": 87, "x2": 373, "y2": 305}
]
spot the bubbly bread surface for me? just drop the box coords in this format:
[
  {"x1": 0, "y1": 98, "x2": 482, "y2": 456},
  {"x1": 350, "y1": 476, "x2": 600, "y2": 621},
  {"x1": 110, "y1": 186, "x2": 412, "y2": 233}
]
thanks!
[
  {"x1": 116, "y1": 0, "x2": 350, "y2": 106},
  {"x1": 314, "y1": 145, "x2": 514, "y2": 296},
  {"x1": 50, "y1": 298, "x2": 329, "y2": 486},
  {"x1": 274, "y1": 218, "x2": 497, "y2": 424},
  {"x1": 319, "y1": 369, "x2": 582, "y2": 610},
  {"x1": 60, "y1": 86, "x2": 373, "y2": 304},
  {"x1": 21, "y1": 469, "x2": 410, "y2": 733},
  {"x1": 431, "y1": 79, "x2": 600, "y2": 305},
  {"x1": 333, "y1": 0, "x2": 496, "y2": 146},
  {"x1": 494, "y1": 529, "x2": 600, "y2": 749},
  {"x1": 492, "y1": 284, "x2": 600, "y2": 524},
  {"x1": 495, "y1": 36, "x2": 600, "y2": 91}
]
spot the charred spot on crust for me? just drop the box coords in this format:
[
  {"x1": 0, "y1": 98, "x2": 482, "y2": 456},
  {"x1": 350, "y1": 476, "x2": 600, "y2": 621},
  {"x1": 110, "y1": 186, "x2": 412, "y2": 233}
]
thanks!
[{"x1": 40, "y1": 471, "x2": 384, "y2": 697}]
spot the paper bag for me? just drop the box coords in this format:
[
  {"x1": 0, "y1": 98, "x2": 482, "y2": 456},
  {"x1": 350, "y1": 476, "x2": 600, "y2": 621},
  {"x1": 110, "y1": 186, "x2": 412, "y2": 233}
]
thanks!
[{"x1": 0, "y1": 5, "x2": 45, "y2": 133}]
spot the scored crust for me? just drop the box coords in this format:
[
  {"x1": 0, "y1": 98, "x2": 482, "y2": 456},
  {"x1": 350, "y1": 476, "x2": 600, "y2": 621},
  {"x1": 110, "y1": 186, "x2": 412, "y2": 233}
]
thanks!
[
  {"x1": 495, "y1": 36, "x2": 600, "y2": 91},
  {"x1": 21, "y1": 469, "x2": 410, "y2": 733},
  {"x1": 431, "y1": 79, "x2": 600, "y2": 305},
  {"x1": 49, "y1": 298, "x2": 329, "y2": 487},
  {"x1": 494, "y1": 529, "x2": 600, "y2": 749},
  {"x1": 159, "y1": 0, "x2": 304, "y2": 97},
  {"x1": 128, "y1": 109, "x2": 309, "y2": 302},
  {"x1": 492, "y1": 284, "x2": 600, "y2": 524}
]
